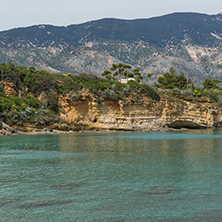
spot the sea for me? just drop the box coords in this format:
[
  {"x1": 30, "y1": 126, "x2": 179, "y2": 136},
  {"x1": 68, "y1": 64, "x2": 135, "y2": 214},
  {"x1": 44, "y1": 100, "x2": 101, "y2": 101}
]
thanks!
[{"x1": 1, "y1": 130, "x2": 222, "y2": 221}]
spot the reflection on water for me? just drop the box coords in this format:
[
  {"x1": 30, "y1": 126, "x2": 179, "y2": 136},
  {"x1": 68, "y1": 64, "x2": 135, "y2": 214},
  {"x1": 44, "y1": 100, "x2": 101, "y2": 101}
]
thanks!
[{"x1": 0, "y1": 130, "x2": 222, "y2": 221}]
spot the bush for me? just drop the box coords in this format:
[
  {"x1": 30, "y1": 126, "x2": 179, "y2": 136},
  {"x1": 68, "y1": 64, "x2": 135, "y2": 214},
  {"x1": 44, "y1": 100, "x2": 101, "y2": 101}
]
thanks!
[
  {"x1": 171, "y1": 88, "x2": 196, "y2": 96},
  {"x1": 0, "y1": 96, "x2": 16, "y2": 112},
  {"x1": 127, "y1": 80, "x2": 141, "y2": 90},
  {"x1": 141, "y1": 84, "x2": 160, "y2": 101},
  {"x1": 0, "y1": 93, "x2": 54, "y2": 125},
  {"x1": 24, "y1": 96, "x2": 42, "y2": 109},
  {"x1": 48, "y1": 98, "x2": 59, "y2": 113},
  {"x1": 172, "y1": 88, "x2": 181, "y2": 95},
  {"x1": 0, "y1": 84, "x2": 4, "y2": 96},
  {"x1": 181, "y1": 89, "x2": 196, "y2": 96},
  {"x1": 202, "y1": 89, "x2": 222, "y2": 102},
  {"x1": 102, "y1": 89, "x2": 117, "y2": 100}
]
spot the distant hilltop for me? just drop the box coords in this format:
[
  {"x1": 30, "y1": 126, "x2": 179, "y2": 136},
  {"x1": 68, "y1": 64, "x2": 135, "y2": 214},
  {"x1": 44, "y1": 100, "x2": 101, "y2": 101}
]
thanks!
[{"x1": 0, "y1": 12, "x2": 222, "y2": 85}]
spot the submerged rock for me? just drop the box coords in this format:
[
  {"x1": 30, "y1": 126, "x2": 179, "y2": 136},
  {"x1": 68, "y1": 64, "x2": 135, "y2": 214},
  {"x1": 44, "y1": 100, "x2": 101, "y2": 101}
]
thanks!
[
  {"x1": 143, "y1": 186, "x2": 180, "y2": 195},
  {"x1": 15, "y1": 199, "x2": 73, "y2": 209}
]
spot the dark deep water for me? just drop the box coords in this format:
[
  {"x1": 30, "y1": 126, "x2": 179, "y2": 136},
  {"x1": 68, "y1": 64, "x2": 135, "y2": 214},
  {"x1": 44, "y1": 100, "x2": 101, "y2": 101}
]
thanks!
[{"x1": 1, "y1": 130, "x2": 222, "y2": 221}]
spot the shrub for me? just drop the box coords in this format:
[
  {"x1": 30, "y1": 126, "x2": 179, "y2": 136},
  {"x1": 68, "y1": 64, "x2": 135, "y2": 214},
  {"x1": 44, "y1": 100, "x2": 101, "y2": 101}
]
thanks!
[
  {"x1": 0, "y1": 96, "x2": 16, "y2": 112},
  {"x1": 48, "y1": 98, "x2": 59, "y2": 113},
  {"x1": 181, "y1": 89, "x2": 196, "y2": 96},
  {"x1": 202, "y1": 89, "x2": 222, "y2": 102},
  {"x1": 24, "y1": 96, "x2": 42, "y2": 109},
  {"x1": 0, "y1": 85, "x2": 4, "y2": 96},
  {"x1": 102, "y1": 89, "x2": 117, "y2": 100},
  {"x1": 141, "y1": 84, "x2": 160, "y2": 101},
  {"x1": 127, "y1": 80, "x2": 141, "y2": 90},
  {"x1": 172, "y1": 88, "x2": 181, "y2": 95},
  {"x1": 171, "y1": 88, "x2": 196, "y2": 96}
]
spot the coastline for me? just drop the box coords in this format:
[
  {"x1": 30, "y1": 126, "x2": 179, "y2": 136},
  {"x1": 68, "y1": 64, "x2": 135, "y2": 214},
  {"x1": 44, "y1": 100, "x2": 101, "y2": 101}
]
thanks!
[{"x1": 0, "y1": 122, "x2": 207, "y2": 137}]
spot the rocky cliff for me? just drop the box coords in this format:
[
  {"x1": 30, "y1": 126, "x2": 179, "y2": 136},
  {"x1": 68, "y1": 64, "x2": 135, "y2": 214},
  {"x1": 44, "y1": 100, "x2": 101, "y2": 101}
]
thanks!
[
  {"x1": 57, "y1": 89, "x2": 222, "y2": 131},
  {"x1": 1, "y1": 76, "x2": 222, "y2": 135}
]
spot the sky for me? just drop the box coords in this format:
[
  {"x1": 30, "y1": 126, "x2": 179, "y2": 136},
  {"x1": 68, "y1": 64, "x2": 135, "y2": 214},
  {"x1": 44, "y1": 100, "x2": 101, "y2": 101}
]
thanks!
[{"x1": 1, "y1": 0, "x2": 221, "y2": 31}]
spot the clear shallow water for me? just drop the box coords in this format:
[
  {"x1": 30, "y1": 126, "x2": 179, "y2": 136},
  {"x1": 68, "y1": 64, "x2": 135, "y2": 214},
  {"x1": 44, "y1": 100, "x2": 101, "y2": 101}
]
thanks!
[{"x1": 1, "y1": 130, "x2": 222, "y2": 221}]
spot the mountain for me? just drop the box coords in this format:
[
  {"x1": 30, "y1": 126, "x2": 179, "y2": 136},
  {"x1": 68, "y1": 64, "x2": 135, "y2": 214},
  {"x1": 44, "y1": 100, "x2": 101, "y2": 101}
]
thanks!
[{"x1": 0, "y1": 12, "x2": 222, "y2": 85}]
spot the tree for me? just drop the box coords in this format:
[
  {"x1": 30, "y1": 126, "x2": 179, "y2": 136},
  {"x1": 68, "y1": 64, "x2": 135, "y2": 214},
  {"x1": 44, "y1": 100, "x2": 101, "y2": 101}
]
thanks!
[
  {"x1": 176, "y1": 73, "x2": 187, "y2": 89},
  {"x1": 102, "y1": 70, "x2": 113, "y2": 80},
  {"x1": 102, "y1": 63, "x2": 134, "y2": 81},
  {"x1": 147, "y1": 73, "x2": 152, "y2": 85},
  {"x1": 133, "y1": 68, "x2": 143, "y2": 83},
  {"x1": 147, "y1": 73, "x2": 152, "y2": 78},
  {"x1": 203, "y1": 78, "x2": 221, "y2": 89},
  {"x1": 155, "y1": 67, "x2": 176, "y2": 89},
  {"x1": 155, "y1": 67, "x2": 189, "y2": 89},
  {"x1": 28, "y1": 66, "x2": 36, "y2": 73}
]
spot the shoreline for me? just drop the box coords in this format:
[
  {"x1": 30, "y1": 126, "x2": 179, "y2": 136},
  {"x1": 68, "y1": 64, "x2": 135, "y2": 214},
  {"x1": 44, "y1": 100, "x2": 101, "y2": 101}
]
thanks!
[{"x1": 0, "y1": 124, "x2": 213, "y2": 137}]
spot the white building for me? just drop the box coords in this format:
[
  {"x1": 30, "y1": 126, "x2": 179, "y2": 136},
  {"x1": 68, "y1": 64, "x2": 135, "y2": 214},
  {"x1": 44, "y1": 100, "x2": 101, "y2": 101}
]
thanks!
[{"x1": 119, "y1": 78, "x2": 135, "y2": 84}]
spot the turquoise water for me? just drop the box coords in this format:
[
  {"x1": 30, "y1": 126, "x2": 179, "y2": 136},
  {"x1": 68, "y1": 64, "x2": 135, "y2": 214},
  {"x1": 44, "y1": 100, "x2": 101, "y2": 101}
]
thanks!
[{"x1": 1, "y1": 130, "x2": 222, "y2": 221}]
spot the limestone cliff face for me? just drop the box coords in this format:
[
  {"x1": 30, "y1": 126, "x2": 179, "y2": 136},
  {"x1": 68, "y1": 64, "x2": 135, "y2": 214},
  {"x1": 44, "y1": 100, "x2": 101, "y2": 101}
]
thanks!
[
  {"x1": 2, "y1": 81, "x2": 18, "y2": 97},
  {"x1": 58, "y1": 90, "x2": 222, "y2": 130},
  {"x1": 1, "y1": 81, "x2": 28, "y2": 98},
  {"x1": 2, "y1": 80, "x2": 222, "y2": 131}
]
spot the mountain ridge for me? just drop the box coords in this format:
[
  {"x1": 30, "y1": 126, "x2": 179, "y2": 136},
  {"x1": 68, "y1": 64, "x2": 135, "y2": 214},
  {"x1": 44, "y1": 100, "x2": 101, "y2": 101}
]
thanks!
[{"x1": 0, "y1": 12, "x2": 222, "y2": 85}]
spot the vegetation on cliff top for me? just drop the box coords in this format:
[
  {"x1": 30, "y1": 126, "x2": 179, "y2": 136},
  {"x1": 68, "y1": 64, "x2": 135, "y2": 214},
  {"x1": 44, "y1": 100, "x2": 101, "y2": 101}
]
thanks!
[
  {"x1": 1, "y1": 62, "x2": 222, "y2": 130},
  {"x1": 0, "y1": 62, "x2": 160, "y2": 128},
  {"x1": 0, "y1": 62, "x2": 159, "y2": 99},
  {"x1": 154, "y1": 66, "x2": 222, "y2": 104},
  {"x1": 155, "y1": 67, "x2": 192, "y2": 90},
  {"x1": 102, "y1": 63, "x2": 143, "y2": 82}
]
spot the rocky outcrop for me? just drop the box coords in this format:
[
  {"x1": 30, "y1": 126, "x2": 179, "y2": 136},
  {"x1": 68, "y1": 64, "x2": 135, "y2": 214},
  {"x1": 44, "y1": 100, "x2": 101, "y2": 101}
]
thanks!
[
  {"x1": 58, "y1": 90, "x2": 222, "y2": 131},
  {"x1": 2, "y1": 81, "x2": 17, "y2": 97},
  {"x1": 38, "y1": 90, "x2": 60, "y2": 105},
  {"x1": 0, "y1": 122, "x2": 26, "y2": 136},
  {"x1": 2, "y1": 80, "x2": 222, "y2": 133}
]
